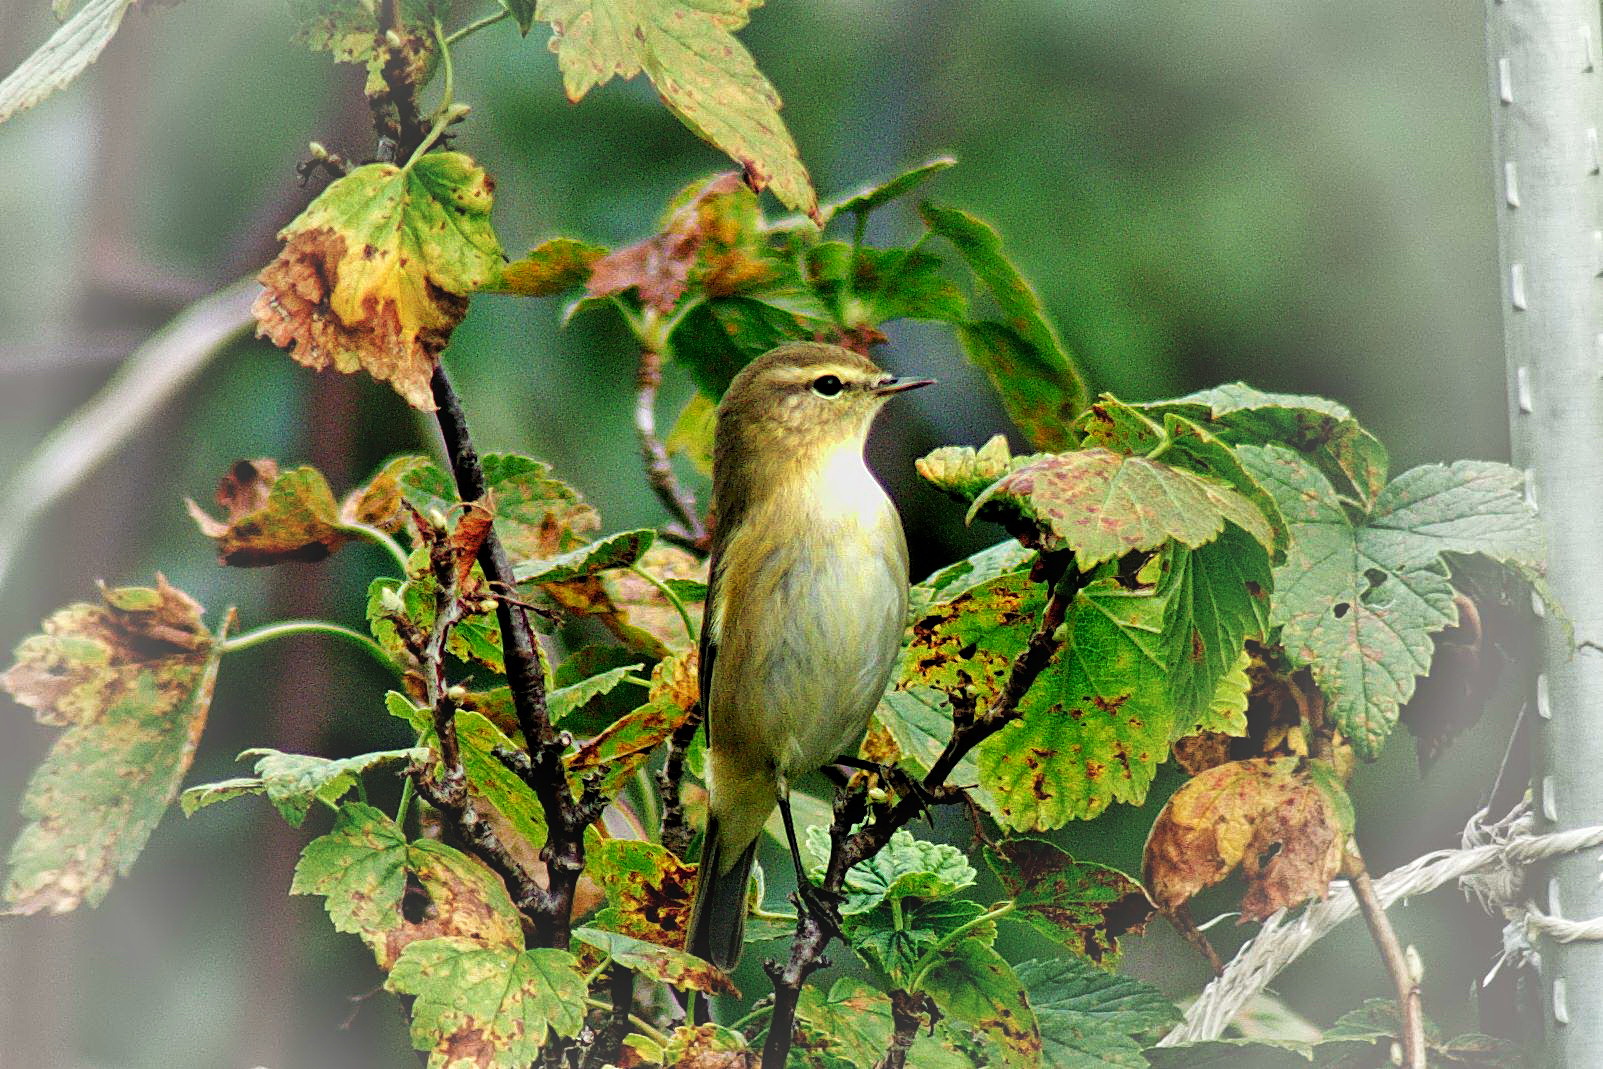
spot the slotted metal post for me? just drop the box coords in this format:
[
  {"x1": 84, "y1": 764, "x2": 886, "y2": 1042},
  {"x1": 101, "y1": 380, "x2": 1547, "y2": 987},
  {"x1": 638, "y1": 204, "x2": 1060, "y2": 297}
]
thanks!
[{"x1": 1484, "y1": 0, "x2": 1603, "y2": 1060}]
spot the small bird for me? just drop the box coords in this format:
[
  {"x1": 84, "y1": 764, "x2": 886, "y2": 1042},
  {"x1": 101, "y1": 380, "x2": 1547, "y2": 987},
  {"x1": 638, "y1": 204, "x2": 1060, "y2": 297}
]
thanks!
[{"x1": 685, "y1": 341, "x2": 932, "y2": 971}]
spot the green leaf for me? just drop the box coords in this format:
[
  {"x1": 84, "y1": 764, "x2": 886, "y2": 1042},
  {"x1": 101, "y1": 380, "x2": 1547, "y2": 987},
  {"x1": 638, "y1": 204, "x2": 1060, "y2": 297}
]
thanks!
[
  {"x1": 182, "y1": 747, "x2": 423, "y2": 826},
  {"x1": 367, "y1": 572, "x2": 505, "y2": 673},
  {"x1": 395, "y1": 453, "x2": 600, "y2": 563},
  {"x1": 793, "y1": 977, "x2": 894, "y2": 1068},
  {"x1": 665, "y1": 392, "x2": 718, "y2": 476},
  {"x1": 549, "y1": 663, "x2": 645, "y2": 723},
  {"x1": 983, "y1": 839, "x2": 1152, "y2": 964},
  {"x1": 572, "y1": 926, "x2": 736, "y2": 994},
  {"x1": 387, "y1": 693, "x2": 549, "y2": 852},
  {"x1": 1, "y1": 579, "x2": 222, "y2": 914},
  {"x1": 488, "y1": 237, "x2": 603, "y2": 294},
  {"x1": 567, "y1": 698, "x2": 691, "y2": 799},
  {"x1": 970, "y1": 448, "x2": 1274, "y2": 568},
  {"x1": 1015, "y1": 956, "x2": 1180, "y2": 1069},
  {"x1": 387, "y1": 937, "x2": 586, "y2": 1067},
  {"x1": 254, "y1": 152, "x2": 502, "y2": 411},
  {"x1": 498, "y1": 0, "x2": 537, "y2": 35},
  {"x1": 921, "y1": 200, "x2": 1088, "y2": 447},
  {"x1": 805, "y1": 827, "x2": 976, "y2": 915},
  {"x1": 1241, "y1": 446, "x2": 1543, "y2": 758},
  {"x1": 0, "y1": 0, "x2": 136, "y2": 125},
  {"x1": 908, "y1": 538, "x2": 1037, "y2": 621},
  {"x1": 824, "y1": 156, "x2": 956, "y2": 220},
  {"x1": 513, "y1": 528, "x2": 654, "y2": 584},
  {"x1": 914, "y1": 435, "x2": 1040, "y2": 507},
  {"x1": 1158, "y1": 524, "x2": 1273, "y2": 728},
  {"x1": 1142, "y1": 1039, "x2": 1313, "y2": 1068},
  {"x1": 1130, "y1": 383, "x2": 1389, "y2": 507},
  {"x1": 922, "y1": 938, "x2": 1043, "y2": 1069},
  {"x1": 290, "y1": 801, "x2": 411, "y2": 935},
  {"x1": 1187, "y1": 649, "x2": 1252, "y2": 738},
  {"x1": 670, "y1": 293, "x2": 834, "y2": 397},
  {"x1": 807, "y1": 242, "x2": 968, "y2": 328},
  {"x1": 535, "y1": 0, "x2": 818, "y2": 219},
  {"x1": 976, "y1": 574, "x2": 1174, "y2": 828}
]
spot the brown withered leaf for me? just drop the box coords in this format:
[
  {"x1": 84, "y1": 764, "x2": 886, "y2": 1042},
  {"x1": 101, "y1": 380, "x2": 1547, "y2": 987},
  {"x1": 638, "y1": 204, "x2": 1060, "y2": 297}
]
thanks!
[
  {"x1": 253, "y1": 153, "x2": 503, "y2": 410},
  {"x1": 448, "y1": 499, "x2": 496, "y2": 588},
  {"x1": 983, "y1": 838, "x2": 1153, "y2": 964},
  {"x1": 187, "y1": 459, "x2": 357, "y2": 567},
  {"x1": 2, "y1": 577, "x2": 224, "y2": 913},
  {"x1": 586, "y1": 173, "x2": 771, "y2": 313},
  {"x1": 377, "y1": 839, "x2": 525, "y2": 970},
  {"x1": 1142, "y1": 757, "x2": 1354, "y2": 922},
  {"x1": 649, "y1": 648, "x2": 699, "y2": 713},
  {"x1": 858, "y1": 717, "x2": 902, "y2": 765}
]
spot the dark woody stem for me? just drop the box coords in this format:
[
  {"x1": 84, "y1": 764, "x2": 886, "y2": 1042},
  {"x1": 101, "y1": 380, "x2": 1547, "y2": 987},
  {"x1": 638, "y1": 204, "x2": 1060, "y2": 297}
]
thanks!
[{"x1": 635, "y1": 344, "x2": 708, "y2": 548}]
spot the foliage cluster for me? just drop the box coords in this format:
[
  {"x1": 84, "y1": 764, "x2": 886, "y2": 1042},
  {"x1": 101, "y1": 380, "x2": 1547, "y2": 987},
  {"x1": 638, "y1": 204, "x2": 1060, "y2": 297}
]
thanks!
[{"x1": 0, "y1": 2, "x2": 1545, "y2": 1068}]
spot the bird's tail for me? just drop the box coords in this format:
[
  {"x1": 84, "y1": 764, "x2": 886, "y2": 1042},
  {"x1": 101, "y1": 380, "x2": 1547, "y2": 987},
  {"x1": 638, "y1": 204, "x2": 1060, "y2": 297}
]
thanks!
[{"x1": 687, "y1": 813, "x2": 758, "y2": 971}]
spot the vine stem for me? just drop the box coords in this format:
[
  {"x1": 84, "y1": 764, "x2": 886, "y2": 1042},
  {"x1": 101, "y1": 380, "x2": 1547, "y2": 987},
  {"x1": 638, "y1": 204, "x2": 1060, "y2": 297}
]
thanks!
[
  {"x1": 218, "y1": 619, "x2": 395, "y2": 670},
  {"x1": 628, "y1": 561, "x2": 698, "y2": 643},
  {"x1": 444, "y1": 8, "x2": 509, "y2": 46},
  {"x1": 336, "y1": 520, "x2": 411, "y2": 573},
  {"x1": 634, "y1": 344, "x2": 707, "y2": 546},
  {"x1": 1343, "y1": 846, "x2": 1426, "y2": 1069}
]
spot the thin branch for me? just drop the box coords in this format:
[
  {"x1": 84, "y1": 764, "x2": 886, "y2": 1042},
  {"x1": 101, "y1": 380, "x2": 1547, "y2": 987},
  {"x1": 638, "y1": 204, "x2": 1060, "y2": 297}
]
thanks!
[
  {"x1": 1343, "y1": 846, "x2": 1426, "y2": 1069},
  {"x1": 657, "y1": 701, "x2": 704, "y2": 859},
  {"x1": 635, "y1": 345, "x2": 707, "y2": 545},
  {"x1": 579, "y1": 967, "x2": 637, "y2": 1069},
  {"x1": 873, "y1": 990, "x2": 932, "y2": 1069},
  {"x1": 761, "y1": 552, "x2": 1083, "y2": 1069}
]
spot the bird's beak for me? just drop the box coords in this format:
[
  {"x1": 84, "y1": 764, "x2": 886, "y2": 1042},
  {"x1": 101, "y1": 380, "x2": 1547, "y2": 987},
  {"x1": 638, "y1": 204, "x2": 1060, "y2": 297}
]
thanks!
[{"x1": 872, "y1": 376, "x2": 936, "y2": 396}]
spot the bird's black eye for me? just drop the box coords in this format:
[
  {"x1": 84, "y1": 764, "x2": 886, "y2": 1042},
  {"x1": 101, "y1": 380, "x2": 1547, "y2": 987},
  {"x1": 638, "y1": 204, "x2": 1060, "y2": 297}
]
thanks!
[{"x1": 811, "y1": 374, "x2": 844, "y2": 397}]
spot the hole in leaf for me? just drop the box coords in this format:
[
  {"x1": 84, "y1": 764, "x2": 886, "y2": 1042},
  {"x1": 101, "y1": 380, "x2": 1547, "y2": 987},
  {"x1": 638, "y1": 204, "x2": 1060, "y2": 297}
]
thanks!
[
  {"x1": 1333, "y1": 602, "x2": 1351, "y2": 619},
  {"x1": 400, "y1": 873, "x2": 431, "y2": 924},
  {"x1": 1363, "y1": 567, "x2": 1388, "y2": 589}
]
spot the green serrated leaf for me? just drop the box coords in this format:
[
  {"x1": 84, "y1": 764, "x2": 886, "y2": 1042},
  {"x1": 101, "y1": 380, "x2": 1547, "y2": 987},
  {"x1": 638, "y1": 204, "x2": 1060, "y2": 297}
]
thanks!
[
  {"x1": 794, "y1": 977, "x2": 894, "y2": 1069},
  {"x1": 807, "y1": 242, "x2": 968, "y2": 328},
  {"x1": 848, "y1": 898, "x2": 992, "y2": 988},
  {"x1": 254, "y1": 152, "x2": 501, "y2": 411},
  {"x1": 922, "y1": 938, "x2": 1043, "y2": 1069},
  {"x1": 907, "y1": 537, "x2": 1037, "y2": 618},
  {"x1": 983, "y1": 839, "x2": 1152, "y2": 964},
  {"x1": 395, "y1": 453, "x2": 600, "y2": 563},
  {"x1": 1240, "y1": 446, "x2": 1543, "y2": 758},
  {"x1": 290, "y1": 801, "x2": 410, "y2": 935},
  {"x1": 804, "y1": 827, "x2": 976, "y2": 915},
  {"x1": 0, "y1": 0, "x2": 136, "y2": 125},
  {"x1": 514, "y1": 528, "x2": 654, "y2": 584},
  {"x1": 241, "y1": 747, "x2": 424, "y2": 826},
  {"x1": 179, "y1": 777, "x2": 263, "y2": 817},
  {"x1": 1159, "y1": 524, "x2": 1273, "y2": 727},
  {"x1": 536, "y1": 0, "x2": 817, "y2": 218},
  {"x1": 387, "y1": 937, "x2": 586, "y2": 1067},
  {"x1": 549, "y1": 663, "x2": 645, "y2": 724},
  {"x1": 2, "y1": 579, "x2": 221, "y2": 913},
  {"x1": 824, "y1": 157, "x2": 957, "y2": 220},
  {"x1": 1015, "y1": 956, "x2": 1180, "y2": 1069},
  {"x1": 921, "y1": 200, "x2": 1088, "y2": 447}
]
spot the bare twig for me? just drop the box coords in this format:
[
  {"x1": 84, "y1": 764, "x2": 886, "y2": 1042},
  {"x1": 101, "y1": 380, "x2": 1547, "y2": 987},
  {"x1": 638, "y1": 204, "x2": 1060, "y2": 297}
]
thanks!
[
  {"x1": 635, "y1": 345, "x2": 707, "y2": 545},
  {"x1": 657, "y1": 702, "x2": 704, "y2": 859},
  {"x1": 374, "y1": 0, "x2": 428, "y2": 157},
  {"x1": 760, "y1": 551, "x2": 1083, "y2": 1069},
  {"x1": 873, "y1": 990, "x2": 933, "y2": 1069},
  {"x1": 1343, "y1": 846, "x2": 1426, "y2": 1069}
]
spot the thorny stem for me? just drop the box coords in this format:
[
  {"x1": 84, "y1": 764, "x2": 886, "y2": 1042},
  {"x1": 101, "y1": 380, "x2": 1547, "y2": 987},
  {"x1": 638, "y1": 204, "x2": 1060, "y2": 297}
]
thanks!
[
  {"x1": 635, "y1": 344, "x2": 708, "y2": 546},
  {"x1": 431, "y1": 365, "x2": 591, "y2": 948},
  {"x1": 760, "y1": 552, "x2": 1084, "y2": 1069},
  {"x1": 218, "y1": 619, "x2": 396, "y2": 671},
  {"x1": 1343, "y1": 846, "x2": 1427, "y2": 1069}
]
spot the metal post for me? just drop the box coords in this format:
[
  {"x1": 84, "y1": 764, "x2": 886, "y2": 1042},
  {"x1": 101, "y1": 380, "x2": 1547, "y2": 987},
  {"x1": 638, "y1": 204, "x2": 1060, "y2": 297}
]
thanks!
[{"x1": 1484, "y1": 0, "x2": 1603, "y2": 1060}]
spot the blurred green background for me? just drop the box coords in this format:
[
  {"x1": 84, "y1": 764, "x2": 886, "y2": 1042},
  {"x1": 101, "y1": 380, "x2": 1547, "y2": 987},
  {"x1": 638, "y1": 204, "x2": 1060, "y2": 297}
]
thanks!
[{"x1": 0, "y1": 0, "x2": 1524, "y2": 1065}]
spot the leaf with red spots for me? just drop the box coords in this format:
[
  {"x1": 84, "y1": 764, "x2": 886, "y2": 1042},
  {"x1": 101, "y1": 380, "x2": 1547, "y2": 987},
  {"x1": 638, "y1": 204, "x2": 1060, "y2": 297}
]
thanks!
[
  {"x1": 969, "y1": 448, "x2": 1274, "y2": 567},
  {"x1": 983, "y1": 838, "x2": 1153, "y2": 965},
  {"x1": 536, "y1": 4, "x2": 817, "y2": 219},
  {"x1": 1, "y1": 578, "x2": 224, "y2": 913},
  {"x1": 253, "y1": 152, "x2": 503, "y2": 410},
  {"x1": 1141, "y1": 757, "x2": 1353, "y2": 922}
]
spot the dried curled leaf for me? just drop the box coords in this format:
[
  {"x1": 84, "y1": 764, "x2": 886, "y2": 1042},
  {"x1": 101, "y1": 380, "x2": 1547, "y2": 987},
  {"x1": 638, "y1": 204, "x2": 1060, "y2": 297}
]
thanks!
[
  {"x1": 1142, "y1": 757, "x2": 1353, "y2": 922},
  {"x1": 254, "y1": 153, "x2": 503, "y2": 410},
  {"x1": 186, "y1": 458, "x2": 395, "y2": 567},
  {"x1": 2, "y1": 578, "x2": 223, "y2": 913}
]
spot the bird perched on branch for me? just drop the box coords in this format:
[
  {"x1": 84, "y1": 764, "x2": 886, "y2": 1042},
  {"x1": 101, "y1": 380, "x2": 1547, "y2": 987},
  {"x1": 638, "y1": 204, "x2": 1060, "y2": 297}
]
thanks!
[{"x1": 686, "y1": 342, "x2": 932, "y2": 970}]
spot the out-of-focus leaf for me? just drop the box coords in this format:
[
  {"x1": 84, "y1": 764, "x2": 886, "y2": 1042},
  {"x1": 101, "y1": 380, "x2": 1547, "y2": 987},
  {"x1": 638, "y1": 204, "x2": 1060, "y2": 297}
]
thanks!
[
  {"x1": 1240, "y1": 445, "x2": 1543, "y2": 758},
  {"x1": 386, "y1": 936, "x2": 586, "y2": 1068},
  {"x1": 983, "y1": 839, "x2": 1153, "y2": 964},
  {"x1": 181, "y1": 746, "x2": 423, "y2": 825},
  {"x1": 1141, "y1": 1039, "x2": 1313, "y2": 1068},
  {"x1": 665, "y1": 392, "x2": 718, "y2": 476},
  {"x1": 1015, "y1": 957, "x2": 1180, "y2": 1069},
  {"x1": 536, "y1": 4, "x2": 817, "y2": 219},
  {"x1": 0, "y1": 0, "x2": 136, "y2": 125},
  {"x1": 499, "y1": 0, "x2": 536, "y2": 33},
  {"x1": 1142, "y1": 757, "x2": 1352, "y2": 921},
  {"x1": 490, "y1": 237, "x2": 603, "y2": 295},
  {"x1": 824, "y1": 156, "x2": 956, "y2": 220},
  {"x1": 254, "y1": 153, "x2": 502, "y2": 411},
  {"x1": 2, "y1": 578, "x2": 222, "y2": 913},
  {"x1": 669, "y1": 291, "x2": 835, "y2": 397},
  {"x1": 186, "y1": 459, "x2": 378, "y2": 567},
  {"x1": 970, "y1": 448, "x2": 1274, "y2": 567},
  {"x1": 807, "y1": 242, "x2": 968, "y2": 328},
  {"x1": 292, "y1": 0, "x2": 446, "y2": 97},
  {"x1": 572, "y1": 926, "x2": 736, "y2": 995},
  {"x1": 921, "y1": 200, "x2": 1088, "y2": 447}
]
